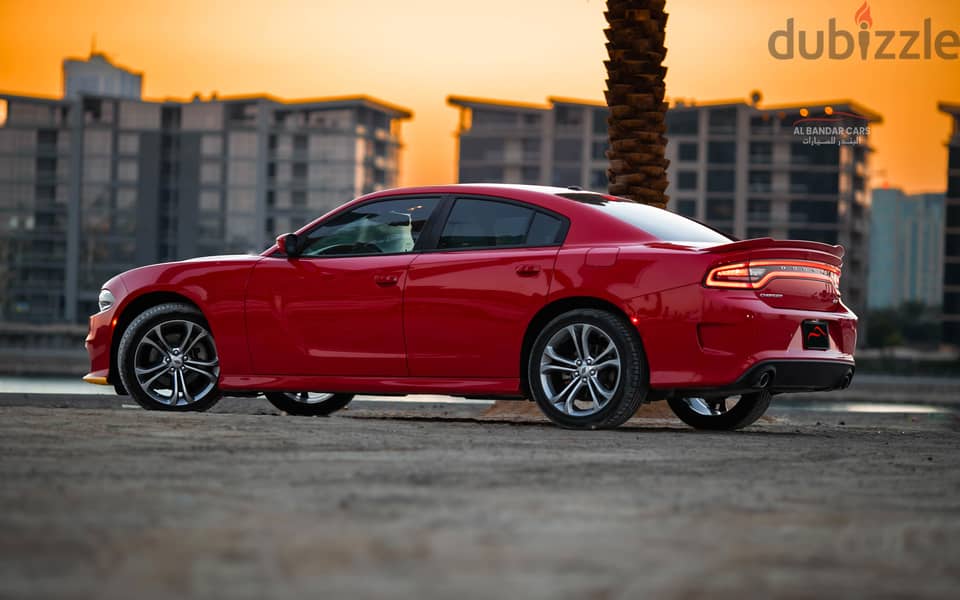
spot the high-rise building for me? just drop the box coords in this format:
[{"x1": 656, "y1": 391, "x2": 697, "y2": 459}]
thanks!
[
  {"x1": 0, "y1": 93, "x2": 411, "y2": 324},
  {"x1": 939, "y1": 103, "x2": 960, "y2": 346},
  {"x1": 63, "y1": 52, "x2": 143, "y2": 100},
  {"x1": 449, "y1": 95, "x2": 879, "y2": 314},
  {"x1": 867, "y1": 188, "x2": 944, "y2": 309}
]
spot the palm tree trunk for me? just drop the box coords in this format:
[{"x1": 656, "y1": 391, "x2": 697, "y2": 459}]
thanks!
[{"x1": 604, "y1": 0, "x2": 670, "y2": 208}]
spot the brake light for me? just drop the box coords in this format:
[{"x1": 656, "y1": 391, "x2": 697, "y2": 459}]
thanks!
[{"x1": 705, "y1": 260, "x2": 840, "y2": 289}]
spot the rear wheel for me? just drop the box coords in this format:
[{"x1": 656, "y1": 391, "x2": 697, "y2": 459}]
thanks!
[
  {"x1": 667, "y1": 391, "x2": 772, "y2": 430},
  {"x1": 528, "y1": 309, "x2": 647, "y2": 429},
  {"x1": 117, "y1": 302, "x2": 222, "y2": 412},
  {"x1": 265, "y1": 392, "x2": 354, "y2": 416}
]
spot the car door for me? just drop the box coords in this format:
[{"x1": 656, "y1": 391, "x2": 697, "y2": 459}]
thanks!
[
  {"x1": 245, "y1": 196, "x2": 442, "y2": 376},
  {"x1": 404, "y1": 195, "x2": 568, "y2": 378}
]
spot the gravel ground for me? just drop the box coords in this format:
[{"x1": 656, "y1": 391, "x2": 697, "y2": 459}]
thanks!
[{"x1": 0, "y1": 400, "x2": 958, "y2": 599}]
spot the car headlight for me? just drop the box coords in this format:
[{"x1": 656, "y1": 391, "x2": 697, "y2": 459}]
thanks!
[{"x1": 98, "y1": 289, "x2": 115, "y2": 312}]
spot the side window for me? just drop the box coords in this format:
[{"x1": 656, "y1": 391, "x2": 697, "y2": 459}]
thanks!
[
  {"x1": 438, "y1": 198, "x2": 564, "y2": 250},
  {"x1": 526, "y1": 212, "x2": 564, "y2": 246},
  {"x1": 300, "y1": 197, "x2": 440, "y2": 257}
]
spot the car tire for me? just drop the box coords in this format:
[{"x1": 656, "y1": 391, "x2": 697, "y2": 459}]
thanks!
[
  {"x1": 264, "y1": 392, "x2": 354, "y2": 416},
  {"x1": 667, "y1": 391, "x2": 772, "y2": 430},
  {"x1": 528, "y1": 309, "x2": 648, "y2": 429},
  {"x1": 117, "y1": 302, "x2": 223, "y2": 412}
]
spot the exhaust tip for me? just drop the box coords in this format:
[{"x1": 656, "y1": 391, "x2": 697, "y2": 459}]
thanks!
[
  {"x1": 840, "y1": 369, "x2": 854, "y2": 389},
  {"x1": 755, "y1": 367, "x2": 775, "y2": 389}
]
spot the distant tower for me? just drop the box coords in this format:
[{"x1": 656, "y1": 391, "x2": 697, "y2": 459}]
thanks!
[{"x1": 62, "y1": 47, "x2": 142, "y2": 100}]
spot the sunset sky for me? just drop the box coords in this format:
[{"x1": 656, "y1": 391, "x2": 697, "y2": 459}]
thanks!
[{"x1": 2, "y1": 0, "x2": 958, "y2": 193}]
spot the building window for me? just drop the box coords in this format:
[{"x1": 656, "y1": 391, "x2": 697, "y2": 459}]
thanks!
[
  {"x1": 677, "y1": 171, "x2": 697, "y2": 191},
  {"x1": 790, "y1": 200, "x2": 837, "y2": 223},
  {"x1": 707, "y1": 141, "x2": 736, "y2": 164},
  {"x1": 552, "y1": 166, "x2": 581, "y2": 187},
  {"x1": 554, "y1": 138, "x2": 582, "y2": 162},
  {"x1": 947, "y1": 203, "x2": 960, "y2": 227},
  {"x1": 791, "y1": 141, "x2": 840, "y2": 166},
  {"x1": 791, "y1": 172, "x2": 838, "y2": 195},
  {"x1": 706, "y1": 197, "x2": 734, "y2": 221},
  {"x1": 708, "y1": 107, "x2": 737, "y2": 134},
  {"x1": 522, "y1": 138, "x2": 541, "y2": 159},
  {"x1": 788, "y1": 228, "x2": 838, "y2": 244},
  {"x1": 677, "y1": 143, "x2": 698, "y2": 162},
  {"x1": 676, "y1": 199, "x2": 696, "y2": 217},
  {"x1": 707, "y1": 169, "x2": 735, "y2": 193},
  {"x1": 944, "y1": 292, "x2": 960, "y2": 314},
  {"x1": 555, "y1": 105, "x2": 583, "y2": 127},
  {"x1": 590, "y1": 169, "x2": 607, "y2": 190},
  {"x1": 949, "y1": 175, "x2": 960, "y2": 199},
  {"x1": 747, "y1": 227, "x2": 769, "y2": 239},
  {"x1": 750, "y1": 141, "x2": 772, "y2": 164},
  {"x1": 522, "y1": 166, "x2": 541, "y2": 183},
  {"x1": 461, "y1": 137, "x2": 504, "y2": 161},
  {"x1": 949, "y1": 148, "x2": 960, "y2": 171},
  {"x1": 294, "y1": 134, "x2": 307, "y2": 154},
  {"x1": 593, "y1": 109, "x2": 608, "y2": 135},
  {"x1": 459, "y1": 166, "x2": 503, "y2": 182},
  {"x1": 472, "y1": 109, "x2": 516, "y2": 127},
  {"x1": 748, "y1": 170, "x2": 772, "y2": 193},
  {"x1": 747, "y1": 198, "x2": 770, "y2": 221},
  {"x1": 666, "y1": 110, "x2": 698, "y2": 135},
  {"x1": 592, "y1": 141, "x2": 608, "y2": 161},
  {"x1": 946, "y1": 233, "x2": 960, "y2": 258}
]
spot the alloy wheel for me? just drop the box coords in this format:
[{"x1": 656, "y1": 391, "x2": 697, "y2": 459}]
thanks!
[
  {"x1": 133, "y1": 319, "x2": 219, "y2": 407},
  {"x1": 538, "y1": 323, "x2": 622, "y2": 417}
]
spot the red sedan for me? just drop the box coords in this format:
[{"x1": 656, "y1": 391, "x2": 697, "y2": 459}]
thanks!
[{"x1": 84, "y1": 184, "x2": 857, "y2": 430}]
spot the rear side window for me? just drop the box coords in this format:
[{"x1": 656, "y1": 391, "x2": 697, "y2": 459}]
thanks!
[
  {"x1": 558, "y1": 192, "x2": 731, "y2": 243},
  {"x1": 438, "y1": 198, "x2": 564, "y2": 250}
]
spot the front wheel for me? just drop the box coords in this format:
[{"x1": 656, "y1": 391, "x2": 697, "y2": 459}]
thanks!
[
  {"x1": 265, "y1": 392, "x2": 354, "y2": 416},
  {"x1": 667, "y1": 391, "x2": 772, "y2": 430},
  {"x1": 117, "y1": 302, "x2": 223, "y2": 412},
  {"x1": 528, "y1": 309, "x2": 648, "y2": 430}
]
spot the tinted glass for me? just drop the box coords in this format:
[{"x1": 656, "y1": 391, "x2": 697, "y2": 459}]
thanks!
[
  {"x1": 677, "y1": 171, "x2": 697, "y2": 190},
  {"x1": 301, "y1": 197, "x2": 440, "y2": 257},
  {"x1": 677, "y1": 143, "x2": 698, "y2": 162},
  {"x1": 707, "y1": 169, "x2": 735, "y2": 192},
  {"x1": 439, "y1": 199, "x2": 535, "y2": 249},
  {"x1": 558, "y1": 193, "x2": 731, "y2": 243},
  {"x1": 708, "y1": 141, "x2": 736, "y2": 163},
  {"x1": 527, "y1": 212, "x2": 564, "y2": 246},
  {"x1": 676, "y1": 199, "x2": 696, "y2": 217}
]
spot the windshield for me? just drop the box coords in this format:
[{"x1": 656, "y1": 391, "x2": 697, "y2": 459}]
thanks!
[{"x1": 558, "y1": 193, "x2": 732, "y2": 243}]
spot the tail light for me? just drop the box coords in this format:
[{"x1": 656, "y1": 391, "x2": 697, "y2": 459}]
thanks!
[{"x1": 705, "y1": 260, "x2": 840, "y2": 289}]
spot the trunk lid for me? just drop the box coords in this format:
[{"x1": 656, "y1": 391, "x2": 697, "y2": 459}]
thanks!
[{"x1": 702, "y1": 238, "x2": 844, "y2": 312}]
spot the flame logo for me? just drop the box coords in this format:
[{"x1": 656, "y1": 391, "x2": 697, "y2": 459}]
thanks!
[{"x1": 854, "y1": 1, "x2": 873, "y2": 28}]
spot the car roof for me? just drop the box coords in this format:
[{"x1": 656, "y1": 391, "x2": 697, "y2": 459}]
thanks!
[{"x1": 357, "y1": 183, "x2": 611, "y2": 208}]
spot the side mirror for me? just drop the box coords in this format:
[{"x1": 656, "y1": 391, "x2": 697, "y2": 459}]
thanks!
[{"x1": 276, "y1": 233, "x2": 300, "y2": 258}]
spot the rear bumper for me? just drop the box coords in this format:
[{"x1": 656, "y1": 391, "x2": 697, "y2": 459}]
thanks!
[
  {"x1": 636, "y1": 284, "x2": 857, "y2": 391},
  {"x1": 666, "y1": 359, "x2": 855, "y2": 398}
]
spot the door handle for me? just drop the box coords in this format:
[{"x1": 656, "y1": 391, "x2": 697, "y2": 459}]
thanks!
[
  {"x1": 515, "y1": 264, "x2": 541, "y2": 277},
  {"x1": 374, "y1": 274, "x2": 400, "y2": 287}
]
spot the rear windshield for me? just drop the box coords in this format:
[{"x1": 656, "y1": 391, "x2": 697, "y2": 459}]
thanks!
[{"x1": 558, "y1": 193, "x2": 732, "y2": 243}]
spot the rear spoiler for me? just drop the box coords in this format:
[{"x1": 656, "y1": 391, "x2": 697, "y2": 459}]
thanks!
[{"x1": 703, "y1": 238, "x2": 844, "y2": 259}]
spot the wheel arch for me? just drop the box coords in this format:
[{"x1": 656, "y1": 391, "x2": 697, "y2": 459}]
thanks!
[
  {"x1": 109, "y1": 291, "x2": 205, "y2": 389},
  {"x1": 519, "y1": 295, "x2": 640, "y2": 398}
]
